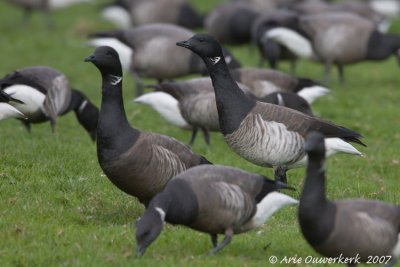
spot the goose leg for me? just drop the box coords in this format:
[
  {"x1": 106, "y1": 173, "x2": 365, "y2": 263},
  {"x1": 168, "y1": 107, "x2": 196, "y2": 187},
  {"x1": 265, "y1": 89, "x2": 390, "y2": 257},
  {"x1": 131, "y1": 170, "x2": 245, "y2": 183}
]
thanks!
[
  {"x1": 323, "y1": 61, "x2": 332, "y2": 85},
  {"x1": 207, "y1": 228, "x2": 233, "y2": 255},
  {"x1": 188, "y1": 127, "x2": 198, "y2": 146},
  {"x1": 200, "y1": 127, "x2": 210, "y2": 146},
  {"x1": 210, "y1": 234, "x2": 218, "y2": 248},
  {"x1": 21, "y1": 120, "x2": 31, "y2": 133},
  {"x1": 337, "y1": 64, "x2": 345, "y2": 86},
  {"x1": 50, "y1": 119, "x2": 56, "y2": 133},
  {"x1": 274, "y1": 166, "x2": 287, "y2": 183}
]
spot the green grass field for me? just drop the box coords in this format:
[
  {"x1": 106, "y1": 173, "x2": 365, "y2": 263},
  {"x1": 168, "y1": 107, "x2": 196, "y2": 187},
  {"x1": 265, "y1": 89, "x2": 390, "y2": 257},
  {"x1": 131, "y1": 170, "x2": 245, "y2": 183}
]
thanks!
[{"x1": 0, "y1": 1, "x2": 399, "y2": 266}]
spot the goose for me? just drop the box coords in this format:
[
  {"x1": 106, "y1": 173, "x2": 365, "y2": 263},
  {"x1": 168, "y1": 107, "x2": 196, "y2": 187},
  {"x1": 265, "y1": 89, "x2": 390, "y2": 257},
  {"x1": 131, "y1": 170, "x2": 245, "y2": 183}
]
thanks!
[
  {"x1": 6, "y1": 0, "x2": 93, "y2": 28},
  {"x1": 84, "y1": 46, "x2": 212, "y2": 206},
  {"x1": 101, "y1": 0, "x2": 203, "y2": 29},
  {"x1": 299, "y1": 131, "x2": 400, "y2": 267},
  {"x1": 251, "y1": 10, "x2": 299, "y2": 72},
  {"x1": 230, "y1": 67, "x2": 329, "y2": 104},
  {"x1": 87, "y1": 23, "x2": 241, "y2": 96},
  {"x1": 177, "y1": 34, "x2": 365, "y2": 183},
  {"x1": 135, "y1": 77, "x2": 314, "y2": 146},
  {"x1": 136, "y1": 164, "x2": 298, "y2": 257},
  {"x1": 265, "y1": 12, "x2": 400, "y2": 84},
  {"x1": 0, "y1": 66, "x2": 99, "y2": 141},
  {"x1": 204, "y1": 2, "x2": 261, "y2": 44}
]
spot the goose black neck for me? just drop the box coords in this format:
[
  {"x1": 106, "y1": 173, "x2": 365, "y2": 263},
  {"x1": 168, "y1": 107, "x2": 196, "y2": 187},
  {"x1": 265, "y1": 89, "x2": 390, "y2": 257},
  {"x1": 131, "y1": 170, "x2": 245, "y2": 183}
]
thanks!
[
  {"x1": 299, "y1": 155, "x2": 335, "y2": 246},
  {"x1": 97, "y1": 74, "x2": 139, "y2": 162},
  {"x1": 205, "y1": 57, "x2": 255, "y2": 135},
  {"x1": 150, "y1": 179, "x2": 198, "y2": 225},
  {"x1": 367, "y1": 31, "x2": 400, "y2": 60}
]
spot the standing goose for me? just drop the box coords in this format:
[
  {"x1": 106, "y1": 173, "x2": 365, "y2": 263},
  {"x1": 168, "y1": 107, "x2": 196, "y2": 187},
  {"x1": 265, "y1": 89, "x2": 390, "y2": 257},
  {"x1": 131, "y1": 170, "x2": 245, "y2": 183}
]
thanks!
[
  {"x1": 0, "y1": 66, "x2": 99, "y2": 141},
  {"x1": 84, "y1": 46, "x2": 211, "y2": 206},
  {"x1": 101, "y1": 0, "x2": 204, "y2": 29},
  {"x1": 300, "y1": 131, "x2": 400, "y2": 267},
  {"x1": 135, "y1": 77, "x2": 314, "y2": 146},
  {"x1": 6, "y1": 0, "x2": 92, "y2": 28},
  {"x1": 230, "y1": 67, "x2": 329, "y2": 104},
  {"x1": 87, "y1": 23, "x2": 240, "y2": 96},
  {"x1": 177, "y1": 34, "x2": 365, "y2": 183},
  {"x1": 265, "y1": 12, "x2": 400, "y2": 84},
  {"x1": 136, "y1": 164, "x2": 298, "y2": 256}
]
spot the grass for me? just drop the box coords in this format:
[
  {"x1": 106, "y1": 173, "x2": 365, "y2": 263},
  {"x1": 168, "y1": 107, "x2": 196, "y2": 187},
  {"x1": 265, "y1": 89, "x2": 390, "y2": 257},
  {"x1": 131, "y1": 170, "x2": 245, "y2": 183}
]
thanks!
[{"x1": 0, "y1": 1, "x2": 399, "y2": 266}]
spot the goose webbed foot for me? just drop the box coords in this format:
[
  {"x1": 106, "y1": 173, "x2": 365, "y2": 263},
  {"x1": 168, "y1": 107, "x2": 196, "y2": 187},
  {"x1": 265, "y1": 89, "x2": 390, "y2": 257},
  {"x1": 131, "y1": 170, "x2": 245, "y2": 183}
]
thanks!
[
  {"x1": 274, "y1": 166, "x2": 287, "y2": 184},
  {"x1": 206, "y1": 229, "x2": 233, "y2": 256}
]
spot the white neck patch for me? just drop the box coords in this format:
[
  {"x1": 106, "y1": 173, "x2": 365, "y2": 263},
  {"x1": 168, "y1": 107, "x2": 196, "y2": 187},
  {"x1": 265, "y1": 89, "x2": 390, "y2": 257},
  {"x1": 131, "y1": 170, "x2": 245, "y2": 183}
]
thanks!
[
  {"x1": 109, "y1": 74, "x2": 122, "y2": 85},
  {"x1": 209, "y1": 56, "x2": 221, "y2": 65},
  {"x1": 78, "y1": 100, "x2": 88, "y2": 113},
  {"x1": 155, "y1": 207, "x2": 166, "y2": 222}
]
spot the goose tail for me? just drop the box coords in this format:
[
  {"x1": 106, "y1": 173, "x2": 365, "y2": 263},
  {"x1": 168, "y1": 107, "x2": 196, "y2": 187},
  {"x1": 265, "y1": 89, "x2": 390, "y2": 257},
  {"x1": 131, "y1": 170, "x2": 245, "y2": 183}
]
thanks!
[{"x1": 325, "y1": 137, "x2": 363, "y2": 157}]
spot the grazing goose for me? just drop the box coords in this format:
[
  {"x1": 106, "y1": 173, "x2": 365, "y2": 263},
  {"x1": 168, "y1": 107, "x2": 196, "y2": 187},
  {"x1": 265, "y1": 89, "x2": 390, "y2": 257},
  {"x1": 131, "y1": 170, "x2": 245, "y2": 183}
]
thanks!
[
  {"x1": 136, "y1": 164, "x2": 298, "y2": 256},
  {"x1": 6, "y1": 0, "x2": 92, "y2": 28},
  {"x1": 300, "y1": 131, "x2": 400, "y2": 267},
  {"x1": 204, "y1": 2, "x2": 261, "y2": 44},
  {"x1": 265, "y1": 12, "x2": 400, "y2": 84},
  {"x1": 136, "y1": 77, "x2": 314, "y2": 146},
  {"x1": 230, "y1": 67, "x2": 329, "y2": 104},
  {"x1": 87, "y1": 23, "x2": 241, "y2": 96},
  {"x1": 84, "y1": 46, "x2": 211, "y2": 205},
  {"x1": 177, "y1": 34, "x2": 365, "y2": 183},
  {"x1": 101, "y1": 0, "x2": 203, "y2": 29},
  {"x1": 0, "y1": 66, "x2": 99, "y2": 140}
]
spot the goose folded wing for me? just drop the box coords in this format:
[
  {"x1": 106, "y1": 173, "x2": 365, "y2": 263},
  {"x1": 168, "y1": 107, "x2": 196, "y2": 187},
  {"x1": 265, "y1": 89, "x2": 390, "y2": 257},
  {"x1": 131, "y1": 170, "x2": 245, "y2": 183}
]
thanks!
[
  {"x1": 42, "y1": 75, "x2": 71, "y2": 121},
  {"x1": 253, "y1": 102, "x2": 365, "y2": 146}
]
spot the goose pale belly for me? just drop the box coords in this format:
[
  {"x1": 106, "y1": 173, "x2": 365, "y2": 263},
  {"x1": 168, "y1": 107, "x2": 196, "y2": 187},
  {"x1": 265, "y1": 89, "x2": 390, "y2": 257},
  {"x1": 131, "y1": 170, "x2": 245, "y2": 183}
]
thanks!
[{"x1": 224, "y1": 114, "x2": 305, "y2": 168}]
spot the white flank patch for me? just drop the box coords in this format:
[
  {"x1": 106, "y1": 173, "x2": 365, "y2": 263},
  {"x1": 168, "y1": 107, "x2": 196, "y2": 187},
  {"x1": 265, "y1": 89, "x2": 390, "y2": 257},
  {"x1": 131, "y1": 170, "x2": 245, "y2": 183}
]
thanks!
[
  {"x1": 297, "y1": 86, "x2": 330, "y2": 104},
  {"x1": 101, "y1": 6, "x2": 131, "y2": 28},
  {"x1": 155, "y1": 207, "x2": 166, "y2": 222},
  {"x1": 49, "y1": 0, "x2": 93, "y2": 9},
  {"x1": 265, "y1": 28, "x2": 315, "y2": 59},
  {"x1": 252, "y1": 192, "x2": 298, "y2": 228},
  {"x1": 0, "y1": 103, "x2": 26, "y2": 120},
  {"x1": 325, "y1": 137, "x2": 362, "y2": 157},
  {"x1": 377, "y1": 18, "x2": 391, "y2": 33},
  {"x1": 209, "y1": 57, "x2": 221, "y2": 65},
  {"x1": 109, "y1": 75, "x2": 122, "y2": 85},
  {"x1": 370, "y1": 0, "x2": 400, "y2": 18},
  {"x1": 87, "y1": 38, "x2": 133, "y2": 72},
  {"x1": 392, "y1": 233, "x2": 400, "y2": 257},
  {"x1": 4, "y1": 85, "x2": 46, "y2": 117},
  {"x1": 134, "y1": 92, "x2": 191, "y2": 129}
]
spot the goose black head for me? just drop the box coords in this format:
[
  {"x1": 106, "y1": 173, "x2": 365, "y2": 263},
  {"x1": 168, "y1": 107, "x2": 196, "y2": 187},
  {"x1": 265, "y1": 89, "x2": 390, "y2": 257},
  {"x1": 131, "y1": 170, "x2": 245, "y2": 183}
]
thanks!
[
  {"x1": 304, "y1": 131, "x2": 325, "y2": 159},
  {"x1": 135, "y1": 208, "x2": 164, "y2": 257},
  {"x1": 177, "y1": 34, "x2": 224, "y2": 64},
  {"x1": 85, "y1": 46, "x2": 122, "y2": 78}
]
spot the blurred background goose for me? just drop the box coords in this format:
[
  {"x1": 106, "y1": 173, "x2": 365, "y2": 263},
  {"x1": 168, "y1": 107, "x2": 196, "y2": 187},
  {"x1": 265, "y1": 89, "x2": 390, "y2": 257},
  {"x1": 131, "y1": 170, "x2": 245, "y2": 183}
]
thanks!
[
  {"x1": 101, "y1": 0, "x2": 204, "y2": 29},
  {"x1": 85, "y1": 46, "x2": 211, "y2": 206},
  {"x1": 300, "y1": 131, "x2": 400, "y2": 267},
  {"x1": 136, "y1": 164, "x2": 298, "y2": 256},
  {"x1": 0, "y1": 66, "x2": 99, "y2": 141},
  {"x1": 265, "y1": 12, "x2": 400, "y2": 84}
]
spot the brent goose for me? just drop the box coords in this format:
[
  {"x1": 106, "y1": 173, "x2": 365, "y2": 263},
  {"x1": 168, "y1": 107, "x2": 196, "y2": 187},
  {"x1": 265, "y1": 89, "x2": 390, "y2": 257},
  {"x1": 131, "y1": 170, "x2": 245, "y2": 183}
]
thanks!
[
  {"x1": 87, "y1": 23, "x2": 240, "y2": 96},
  {"x1": 135, "y1": 77, "x2": 314, "y2": 146},
  {"x1": 85, "y1": 46, "x2": 211, "y2": 205},
  {"x1": 230, "y1": 67, "x2": 329, "y2": 104},
  {"x1": 177, "y1": 34, "x2": 365, "y2": 183},
  {"x1": 300, "y1": 131, "x2": 400, "y2": 267},
  {"x1": 101, "y1": 0, "x2": 203, "y2": 29},
  {"x1": 136, "y1": 164, "x2": 298, "y2": 256},
  {"x1": 265, "y1": 12, "x2": 399, "y2": 84},
  {"x1": 0, "y1": 66, "x2": 99, "y2": 140}
]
